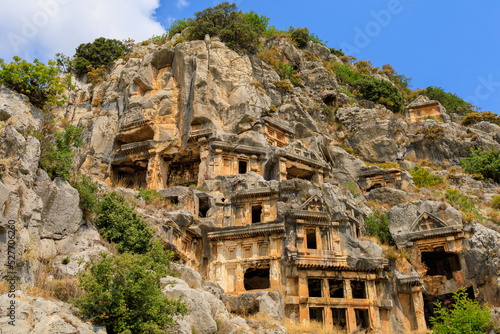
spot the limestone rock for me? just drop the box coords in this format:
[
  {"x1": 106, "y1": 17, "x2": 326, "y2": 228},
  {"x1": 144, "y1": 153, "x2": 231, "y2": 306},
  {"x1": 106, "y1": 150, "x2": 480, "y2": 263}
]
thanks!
[
  {"x1": 0, "y1": 87, "x2": 42, "y2": 132},
  {"x1": 0, "y1": 292, "x2": 106, "y2": 334},
  {"x1": 365, "y1": 187, "x2": 413, "y2": 207}
]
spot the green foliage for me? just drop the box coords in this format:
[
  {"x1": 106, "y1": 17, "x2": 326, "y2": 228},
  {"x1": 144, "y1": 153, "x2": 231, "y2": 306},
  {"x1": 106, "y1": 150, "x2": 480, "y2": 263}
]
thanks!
[
  {"x1": 365, "y1": 210, "x2": 394, "y2": 246},
  {"x1": 137, "y1": 188, "x2": 162, "y2": 204},
  {"x1": 409, "y1": 167, "x2": 443, "y2": 188},
  {"x1": 462, "y1": 112, "x2": 484, "y2": 126},
  {"x1": 492, "y1": 195, "x2": 500, "y2": 209},
  {"x1": 96, "y1": 192, "x2": 153, "y2": 254},
  {"x1": 461, "y1": 148, "x2": 500, "y2": 183},
  {"x1": 40, "y1": 125, "x2": 84, "y2": 180},
  {"x1": 379, "y1": 64, "x2": 418, "y2": 103},
  {"x1": 168, "y1": 17, "x2": 193, "y2": 38},
  {"x1": 445, "y1": 189, "x2": 479, "y2": 215},
  {"x1": 188, "y1": 2, "x2": 260, "y2": 52},
  {"x1": 325, "y1": 62, "x2": 362, "y2": 86},
  {"x1": 430, "y1": 288, "x2": 491, "y2": 334},
  {"x1": 278, "y1": 63, "x2": 300, "y2": 85},
  {"x1": 73, "y1": 37, "x2": 129, "y2": 75},
  {"x1": 423, "y1": 125, "x2": 445, "y2": 141},
  {"x1": 242, "y1": 11, "x2": 269, "y2": 34},
  {"x1": 423, "y1": 86, "x2": 474, "y2": 115},
  {"x1": 74, "y1": 240, "x2": 188, "y2": 334},
  {"x1": 70, "y1": 175, "x2": 99, "y2": 221},
  {"x1": 343, "y1": 182, "x2": 361, "y2": 198},
  {"x1": 53, "y1": 53, "x2": 73, "y2": 73},
  {"x1": 62, "y1": 257, "x2": 70, "y2": 265},
  {"x1": 0, "y1": 56, "x2": 66, "y2": 109},
  {"x1": 289, "y1": 27, "x2": 310, "y2": 48},
  {"x1": 355, "y1": 75, "x2": 403, "y2": 113},
  {"x1": 329, "y1": 48, "x2": 345, "y2": 57}
]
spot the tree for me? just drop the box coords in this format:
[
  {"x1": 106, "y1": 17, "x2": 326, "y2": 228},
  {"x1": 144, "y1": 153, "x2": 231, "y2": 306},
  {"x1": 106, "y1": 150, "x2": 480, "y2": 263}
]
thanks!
[
  {"x1": 461, "y1": 148, "x2": 500, "y2": 183},
  {"x1": 430, "y1": 288, "x2": 492, "y2": 334},
  {"x1": 74, "y1": 240, "x2": 187, "y2": 334},
  {"x1": 40, "y1": 125, "x2": 84, "y2": 180},
  {"x1": 289, "y1": 27, "x2": 310, "y2": 48},
  {"x1": 188, "y1": 2, "x2": 260, "y2": 52},
  {"x1": 355, "y1": 75, "x2": 404, "y2": 113},
  {"x1": 95, "y1": 192, "x2": 153, "y2": 254},
  {"x1": 0, "y1": 56, "x2": 66, "y2": 109},
  {"x1": 73, "y1": 37, "x2": 128, "y2": 75},
  {"x1": 424, "y1": 86, "x2": 474, "y2": 115},
  {"x1": 365, "y1": 210, "x2": 394, "y2": 245}
]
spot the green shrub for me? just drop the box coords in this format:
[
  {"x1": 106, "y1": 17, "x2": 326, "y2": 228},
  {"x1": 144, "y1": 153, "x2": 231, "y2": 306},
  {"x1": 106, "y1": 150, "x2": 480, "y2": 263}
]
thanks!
[
  {"x1": 74, "y1": 240, "x2": 187, "y2": 334},
  {"x1": 365, "y1": 210, "x2": 394, "y2": 245},
  {"x1": 430, "y1": 288, "x2": 491, "y2": 334},
  {"x1": 53, "y1": 53, "x2": 73, "y2": 73},
  {"x1": 73, "y1": 37, "x2": 129, "y2": 75},
  {"x1": 40, "y1": 125, "x2": 84, "y2": 180},
  {"x1": 137, "y1": 188, "x2": 162, "y2": 204},
  {"x1": 242, "y1": 11, "x2": 269, "y2": 34},
  {"x1": 409, "y1": 167, "x2": 443, "y2": 188},
  {"x1": 278, "y1": 63, "x2": 300, "y2": 85},
  {"x1": 168, "y1": 17, "x2": 193, "y2": 38},
  {"x1": 491, "y1": 195, "x2": 500, "y2": 209},
  {"x1": 326, "y1": 62, "x2": 362, "y2": 86},
  {"x1": 188, "y1": 2, "x2": 260, "y2": 52},
  {"x1": 445, "y1": 189, "x2": 478, "y2": 214},
  {"x1": 423, "y1": 86, "x2": 474, "y2": 115},
  {"x1": 462, "y1": 112, "x2": 484, "y2": 126},
  {"x1": 289, "y1": 27, "x2": 310, "y2": 48},
  {"x1": 0, "y1": 56, "x2": 66, "y2": 109},
  {"x1": 330, "y1": 48, "x2": 345, "y2": 57},
  {"x1": 343, "y1": 182, "x2": 361, "y2": 198},
  {"x1": 423, "y1": 125, "x2": 445, "y2": 141},
  {"x1": 355, "y1": 76, "x2": 403, "y2": 113},
  {"x1": 461, "y1": 148, "x2": 500, "y2": 183},
  {"x1": 70, "y1": 175, "x2": 99, "y2": 221},
  {"x1": 96, "y1": 192, "x2": 153, "y2": 254}
]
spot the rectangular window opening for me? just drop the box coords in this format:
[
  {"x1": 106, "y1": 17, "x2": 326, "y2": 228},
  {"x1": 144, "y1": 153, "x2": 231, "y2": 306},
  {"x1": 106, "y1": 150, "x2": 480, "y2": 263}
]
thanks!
[
  {"x1": 351, "y1": 280, "x2": 366, "y2": 299},
  {"x1": 329, "y1": 279, "x2": 344, "y2": 298},
  {"x1": 306, "y1": 228, "x2": 317, "y2": 249},
  {"x1": 308, "y1": 278, "x2": 323, "y2": 297},
  {"x1": 309, "y1": 307, "x2": 324, "y2": 324},
  {"x1": 331, "y1": 308, "x2": 347, "y2": 329},
  {"x1": 252, "y1": 205, "x2": 262, "y2": 223},
  {"x1": 238, "y1": 160, "x2": 248, "y2": 174},
  {"x1": 355, "y1": 309, "x2": 370, "y2": 329}
]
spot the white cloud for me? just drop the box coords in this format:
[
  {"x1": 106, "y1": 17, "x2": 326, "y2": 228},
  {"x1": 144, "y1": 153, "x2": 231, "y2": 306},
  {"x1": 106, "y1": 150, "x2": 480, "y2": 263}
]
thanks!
[
  {"x1": 0, "y1": 0, "x2": 165, "y2": 62},
  {"x1": 176, "y1": 0, "x2": 189, "y2": 9}
]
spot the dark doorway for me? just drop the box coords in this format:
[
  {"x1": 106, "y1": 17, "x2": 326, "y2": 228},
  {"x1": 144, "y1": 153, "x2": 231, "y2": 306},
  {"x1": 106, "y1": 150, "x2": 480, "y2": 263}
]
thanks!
[
  {"x1": 308, "y1": 278, "x2": 323, "y2": 297},
  {"x1": 306, "y1": 229, "x2": 317, "y2": 249},
  {"x1": 238, "y1": 160, "x2": 248, "y2": 174},
  {"x1": 198, "y1": 197, "x2": 210, "y2": 218},
  {"x1": 421, "y1": 250, "x2": 461, "y2": 280},
  {"x1": 329, "y1": 279, "x2": 344, "y2": 298},
  {"x1": 244, "y1": 268, "x2": 270, "y2": 290},
  {"x1": 355, "y1": 309, "x2": 369, "y2": 329},
  {"x1": 351, "y1": 280, "x2": 366, "y2": 299},
  {"x1": 309, "y1": 307, "x2": 324, "y2": 323},
  {"x1": 331, "y1": 308, "x2": 347, "y2": 329},
  {"x1": 252, "y1": 205, "x2": 262, "y2": 223}
]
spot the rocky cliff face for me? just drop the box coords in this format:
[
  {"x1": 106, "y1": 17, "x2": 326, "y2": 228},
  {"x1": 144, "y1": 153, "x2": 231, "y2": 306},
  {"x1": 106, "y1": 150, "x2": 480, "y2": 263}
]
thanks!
[{"x1": 1, "y1": 33, "x2": 500, "y2": 334}]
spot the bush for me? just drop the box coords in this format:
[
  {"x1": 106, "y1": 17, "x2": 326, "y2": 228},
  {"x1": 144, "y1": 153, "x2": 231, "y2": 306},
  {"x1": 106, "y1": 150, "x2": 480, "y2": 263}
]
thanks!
[
  {"x1": 462, "y1": 112, "x2": 483, "y2": 126},
  {"x1": 0, "y1": 56, "x2": 66, "y2": 109},
  {"x1": 74, "y1": 240, "x2": 187, "y2": 334},
  {"x1": 424, "y1": 86, "x2": 474, "y2": 115},
  {"x1": 73, "y1": 37, "x2": 129, "y2": 75},
  {"x1": 137, "y1": 188, "x2": 162, "y2": 204},
  {"x1": 70, "y1": 175, "x2": 98, "y2": 221},
  {"x1": 355, "y1": 76, "x2": 403, "y2": 113},
  {"x1": 242, "y1": 11, "x2": 269, "y2": 34},
  {"x1": 461, "y1": 148, "x2": 500, "y2": 183},
  {"x1": 167, "y1": 17, "x2": 193, "y2": 38},
  {"x1": 86, "y1": 65, "x2": 108, "y2": 86},
  {"x1": 430, "y1": 288, "x2": 491, "y2": 334},
  {"x1": 491, "y1": 195, "x2": 500, "y2": 209},
  {"x1": 423, "y1": 125, "x2": 445, "y2": 141},
  {"x1": 409, "y1": 167, "x2": 443, "y2": 188},
  {"x1": 343, "y1": 182, "x2": 360, "y2": 198},
  {"x1": 96, "y1": 192, "x2": 153, "y2": 254},
  {"x1": 289, "y1": 27, "x2": 310, "y2": 48},
  {"x1": 40, "y1": 125, "x2": 84, "y2": 180},
  {"x1": 188, "y1": 2, "x2": 260, "y2": 52},
  {"x1": 445, "y1": 189, "x2": 479, "y2": 215},
  {"x1": 324, "y1": 62, "x2": 361, "y2": 86},
  {"x1": 365, "y1": 210, "x2": 394, "y2": 246}
]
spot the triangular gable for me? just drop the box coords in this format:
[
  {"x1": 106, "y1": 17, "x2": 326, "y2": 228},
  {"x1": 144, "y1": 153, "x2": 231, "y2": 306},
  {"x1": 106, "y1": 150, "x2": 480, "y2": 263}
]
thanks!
[
  {"x1": 409, "y1": 212, "x2": 448, "y2": 232},
  {"x1": 407, "y1": 95, "x2": 431, "y2": 108},
  {"x1": 300, "y1": 195, "x2": 325, "y2": 212}
]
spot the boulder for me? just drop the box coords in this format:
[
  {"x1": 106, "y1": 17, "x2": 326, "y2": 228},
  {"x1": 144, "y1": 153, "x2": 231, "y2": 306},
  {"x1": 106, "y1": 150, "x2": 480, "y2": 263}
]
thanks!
[
  {"x1": 366, "y1": 187, "x2": 412, "y2": 207},
  {"x1": 225, "y1": 291, "x2": 284, "y2": 320}
]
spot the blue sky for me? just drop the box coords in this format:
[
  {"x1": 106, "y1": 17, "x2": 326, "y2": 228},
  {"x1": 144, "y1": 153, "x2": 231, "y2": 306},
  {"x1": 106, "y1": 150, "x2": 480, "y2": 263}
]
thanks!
[{"x1": 1, "y1": 0, "x2": 499, "y2": 112}]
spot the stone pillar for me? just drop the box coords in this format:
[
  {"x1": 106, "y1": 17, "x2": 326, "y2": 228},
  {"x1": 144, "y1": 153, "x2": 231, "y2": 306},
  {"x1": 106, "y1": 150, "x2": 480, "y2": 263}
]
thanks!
[
  {"x1": 413, "y1": 289, "x2": 427, "y2": 332},
  {"x1": 212, "y1": 148, "x2": 223, "y2": 178},
  {"x1": 313, "y1": 170, "x2": 324, "y2": 185},
  {"x1": 279, "y1": 157, "x2": 287, "y2": 181},
  {"x1": 146, "y1": 153, "x2": 163, "y2": 189},
  {"x1": 250, "y1": 154, "x2": 258, "y2": 173}
]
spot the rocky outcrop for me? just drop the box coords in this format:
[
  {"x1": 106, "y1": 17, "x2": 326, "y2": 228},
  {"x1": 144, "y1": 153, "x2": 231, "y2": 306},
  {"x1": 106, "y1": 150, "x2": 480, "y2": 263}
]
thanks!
[{"x1": 0, "y1": 292, "x2": 106, "y2": 334}]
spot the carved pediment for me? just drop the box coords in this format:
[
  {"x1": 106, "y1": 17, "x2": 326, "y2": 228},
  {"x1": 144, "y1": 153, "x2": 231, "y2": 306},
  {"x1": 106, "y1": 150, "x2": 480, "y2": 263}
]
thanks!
[
  {"x1": 410, "y1": 212, "x2": 448, "y2": 232},
  {"x1": 285, "y1": 141, "x2": 323, "y2": 162},
  {"x1": 300, "y1": 195, "x2": 325, "y2": 212}
]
